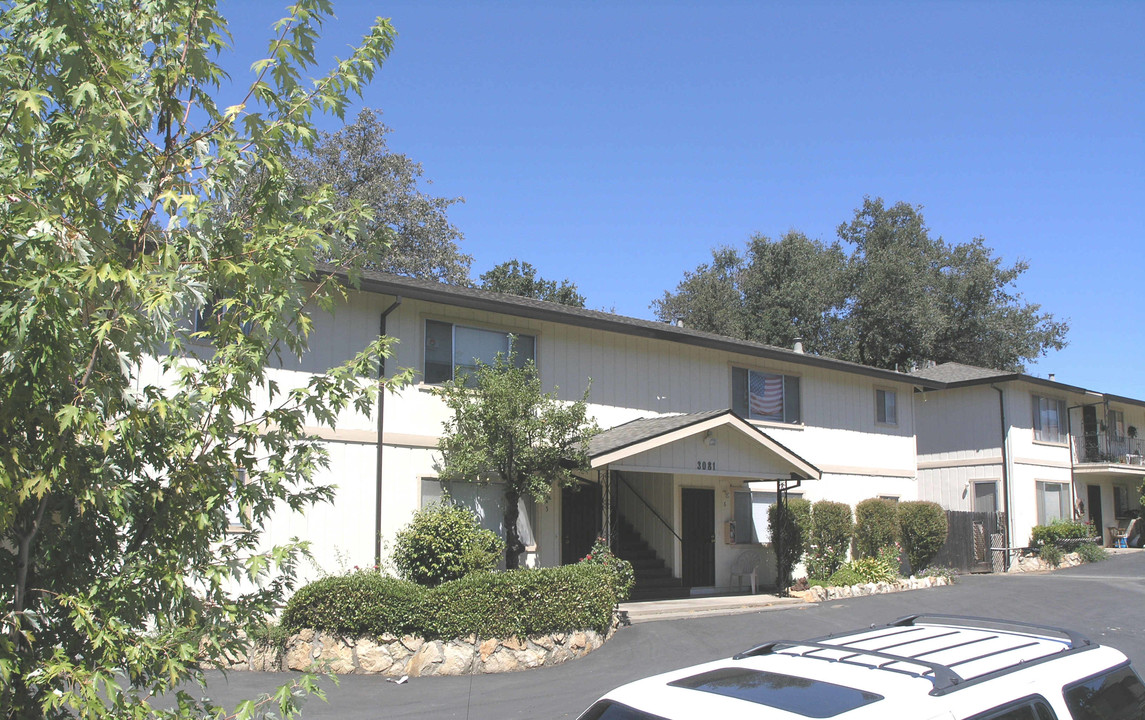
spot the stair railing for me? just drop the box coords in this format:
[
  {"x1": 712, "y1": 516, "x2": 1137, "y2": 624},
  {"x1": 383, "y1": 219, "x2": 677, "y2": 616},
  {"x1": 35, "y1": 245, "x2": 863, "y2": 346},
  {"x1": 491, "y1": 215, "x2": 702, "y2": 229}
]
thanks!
[{"x1": 615, "y1": 471, "x2": 682, "y2": 542}]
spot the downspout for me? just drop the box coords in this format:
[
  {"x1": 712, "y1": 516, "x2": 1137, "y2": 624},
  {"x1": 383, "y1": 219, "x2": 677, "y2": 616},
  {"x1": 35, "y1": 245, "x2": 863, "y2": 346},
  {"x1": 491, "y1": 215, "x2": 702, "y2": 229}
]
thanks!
[
  {"x1": 375, "y1": 296, "x2": 403, "y2": 569},
  {"x1": 991, "y1": 384, "x2": 1013, "y2": 569}
]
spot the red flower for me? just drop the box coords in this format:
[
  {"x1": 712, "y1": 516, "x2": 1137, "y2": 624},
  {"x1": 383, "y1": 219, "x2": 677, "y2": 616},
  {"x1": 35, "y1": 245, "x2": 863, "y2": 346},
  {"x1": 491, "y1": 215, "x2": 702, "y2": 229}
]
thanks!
[{"x1": 585, "y1": 554, "x2": 593, "y2": 561}]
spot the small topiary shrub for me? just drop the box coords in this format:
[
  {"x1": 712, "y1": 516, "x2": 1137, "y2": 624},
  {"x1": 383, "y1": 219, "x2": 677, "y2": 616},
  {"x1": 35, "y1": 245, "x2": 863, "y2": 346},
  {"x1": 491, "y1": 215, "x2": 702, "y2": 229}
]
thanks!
[
  {"x1": 391, "y1": 501, "x2": 504, "y2": 586},
  {"x1": 898, "y1": 501, "x2": 948, "y2": 573},
  {"x1": 768, "y1": 497, "x2": 811, "y2": 587},
  {"x1": 578, "y1": 538, "x2": 635, "y2": 602},
  {"x1": 854, "y1": 498, "x2": 900, "y2": 558},
  {"x1": 1030, "y1": 520, "x2": 1094, "y2": 549},
  {"x1": 1038, "y1": 543, "x2": 1064, "y2": 566},
  {"x1": 281, "y1": 571, "x2": 428, "y2": 638},
  {"x1": 1075, "y1": 542, "x2": 1108, "y2": 563},
  {"x1": 806, "y1": 500, "x2": 854, "y2": 580},
  {"x1": 281, "y1": 563, "x2": 623, "y2": 640},
  {"x1": 826, "y1": 565, "x2": 864, "y2": 587}
]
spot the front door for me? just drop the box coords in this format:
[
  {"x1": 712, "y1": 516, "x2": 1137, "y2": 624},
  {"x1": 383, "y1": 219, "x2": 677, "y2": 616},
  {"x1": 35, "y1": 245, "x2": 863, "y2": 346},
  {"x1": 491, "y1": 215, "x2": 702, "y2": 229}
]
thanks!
[
  {"x1": 681, "y1": 488, "x2": 715, "y2": 587},
  {"x1": 1088, "y1": 485, "x2": 1103, "y2": 541},
  {"x1": 562, "y1": 482, "x2": 601, "y2": 564}
]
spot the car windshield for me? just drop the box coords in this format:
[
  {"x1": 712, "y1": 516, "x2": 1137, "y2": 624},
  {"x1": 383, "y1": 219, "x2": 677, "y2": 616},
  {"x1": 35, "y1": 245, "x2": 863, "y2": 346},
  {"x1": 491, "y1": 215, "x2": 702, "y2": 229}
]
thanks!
[
  {"x1": 1064, "y1": 665, "x2": 1145, "y2": 720},
  {"x1": 667, "y1": 667, "x2": 883, "y2": 718}
]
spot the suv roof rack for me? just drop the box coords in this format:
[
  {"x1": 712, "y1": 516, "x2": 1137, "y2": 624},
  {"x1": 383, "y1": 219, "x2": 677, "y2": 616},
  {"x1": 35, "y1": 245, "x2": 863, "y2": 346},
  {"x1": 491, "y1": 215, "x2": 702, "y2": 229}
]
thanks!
[{"x1": 733, "y1": 614, "x2": 1095, "y2": 695}]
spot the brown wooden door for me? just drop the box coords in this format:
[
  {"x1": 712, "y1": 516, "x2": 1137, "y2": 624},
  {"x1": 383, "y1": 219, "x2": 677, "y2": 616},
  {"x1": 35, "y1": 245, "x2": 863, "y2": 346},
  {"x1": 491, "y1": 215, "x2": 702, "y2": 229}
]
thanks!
[
  {"x1": 681, "y1": 488, "x2": 715, "y2": 587},
  {"x1": 561, "y1": 483, "x2": 601, "y2": 564}
]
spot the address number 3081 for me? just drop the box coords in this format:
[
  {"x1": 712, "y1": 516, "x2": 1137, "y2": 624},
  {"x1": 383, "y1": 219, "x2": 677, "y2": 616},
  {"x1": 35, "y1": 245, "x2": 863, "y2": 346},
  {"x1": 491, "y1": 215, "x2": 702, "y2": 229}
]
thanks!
[{"x1": 696, "y1": 460, "x2": 715, "y2": 471}]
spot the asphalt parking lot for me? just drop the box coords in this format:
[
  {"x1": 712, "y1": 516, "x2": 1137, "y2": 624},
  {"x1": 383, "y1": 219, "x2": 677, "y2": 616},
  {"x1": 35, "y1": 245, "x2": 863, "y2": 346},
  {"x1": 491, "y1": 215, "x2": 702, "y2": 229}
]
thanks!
[{"x1": 198, "y1": 551, "x2": 1145, "y2": 719}]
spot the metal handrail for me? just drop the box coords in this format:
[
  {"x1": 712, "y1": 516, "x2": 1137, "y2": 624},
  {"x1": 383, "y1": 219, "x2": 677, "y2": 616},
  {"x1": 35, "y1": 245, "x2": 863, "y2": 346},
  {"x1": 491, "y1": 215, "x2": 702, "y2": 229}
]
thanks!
[{"x1": 615, "y1": 471, "x2": 683, "y2": 542}]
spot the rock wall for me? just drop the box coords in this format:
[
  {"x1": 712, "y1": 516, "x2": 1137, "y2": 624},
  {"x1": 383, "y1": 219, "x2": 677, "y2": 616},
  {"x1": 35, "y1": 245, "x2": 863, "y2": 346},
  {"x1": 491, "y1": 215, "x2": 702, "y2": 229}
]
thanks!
[
  {"x1": 1006, "y1": 551, "x2": 1084, "y2": 573},
  {"x1": 788, "y1": 575, "x2": 951, "y2": 603},
  {"x1": 216, "y1": 622, "x2": 616, "y2": 676}
]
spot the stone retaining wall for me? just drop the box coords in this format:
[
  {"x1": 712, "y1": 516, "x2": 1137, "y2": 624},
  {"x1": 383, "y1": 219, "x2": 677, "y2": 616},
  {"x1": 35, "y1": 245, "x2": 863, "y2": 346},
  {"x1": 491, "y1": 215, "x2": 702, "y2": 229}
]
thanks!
[
  {"x1": 788, "y1": 575, "x2": 951, "y2": 603},
  {"x1": 1006, "y1": 551, "x2": 1084, "y2": 573},
  {"x1": 216, "y1": 621, "x2": 616, "y2": 676}
]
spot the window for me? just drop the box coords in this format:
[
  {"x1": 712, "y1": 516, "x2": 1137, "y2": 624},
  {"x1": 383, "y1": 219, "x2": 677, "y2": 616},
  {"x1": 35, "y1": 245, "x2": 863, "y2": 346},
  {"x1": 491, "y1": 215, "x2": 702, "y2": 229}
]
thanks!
[
  {"x1": 1036, "y1": 481, "x2": 1068, "y2": 525},
  {"x1": 732, "y1": 367, "x2": 801, "y2": 424},
  {"x1": 1032, "y1": 395, "x2": 1067, "y2": 444},
  {"x1": 973, "y1": 481, "x2": 998, "y2": 514},
  {"x1": 424, "y1": 320, "x2": 535, "y2": 384},
  {"x1": 420, "y1": 478, "x2": 536, "y2": 550},
  {"x1": 968, "y1": 697, "x2": 1056, "y2": 720},
  {"x1": 1064, "y1": 665, "x2": 1145, "y2": 720},
  {"x1": 1115, "y1": 484, "x2": 1131, "y2": 518},
  {"x1": 733, "y1": 491, "x2": 776, "y2": 544},
  {"x1": 875, "y1": 388, "x2": 897, "y2": 426},
  {"x1": 1109, "y1": 409, "x2": 1126, "y2": 440}
]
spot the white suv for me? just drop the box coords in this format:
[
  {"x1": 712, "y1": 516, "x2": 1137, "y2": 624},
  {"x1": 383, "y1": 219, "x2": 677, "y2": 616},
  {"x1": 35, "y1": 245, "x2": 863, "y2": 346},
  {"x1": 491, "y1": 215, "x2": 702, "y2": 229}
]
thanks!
[{"x1": 578, "y1": 614, "x2": 1145, "y2": 720}]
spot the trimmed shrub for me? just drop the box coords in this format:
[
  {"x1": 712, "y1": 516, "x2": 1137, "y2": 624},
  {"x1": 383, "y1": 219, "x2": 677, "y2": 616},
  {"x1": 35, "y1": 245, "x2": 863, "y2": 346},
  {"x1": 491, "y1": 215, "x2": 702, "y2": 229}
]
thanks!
[
  {"x1": 391, "y1": 501, "x2": 504, "y2": 586},
  {"x1": 768, "y1": 497, "x2": 811, "y2": 587},
  {"x1": 578, "y1": 538, "x2": 635, "y2": 602},
  {"x1": 281, "y1": 563, "x2": 622, "y2": 640},
  {"x1": 806, "y1": 501, "x2": 854, "y2": 581},
  {"x1": 1030, "y1": 520, "x2": 1095, "y2": 548},
  {"x1": 854, "y1": 498, "x2": 900, "y2": 558},
  {"x1": 281, "y1": 572, "x2": 427, "y2": 637},
  {"x1": 1038, "y1": 543, "x2": 1064, "y2": 566},
  {"x1": 898, "y1": 501, "x2": 948, "y2": 573},
  {"x1": 825, "y1": 565, "x2": 864, "y2": 587},
  {"x1": 1075, "y1": 542, "x2": 1108, "y2": 564}
]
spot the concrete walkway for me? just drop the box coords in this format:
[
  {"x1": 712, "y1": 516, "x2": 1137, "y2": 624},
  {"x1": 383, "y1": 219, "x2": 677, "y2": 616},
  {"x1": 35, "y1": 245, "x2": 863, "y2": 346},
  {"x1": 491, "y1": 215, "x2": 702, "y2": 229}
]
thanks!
[{"x1": 619, "y1": 592, "x2": 807, "y2": 623}]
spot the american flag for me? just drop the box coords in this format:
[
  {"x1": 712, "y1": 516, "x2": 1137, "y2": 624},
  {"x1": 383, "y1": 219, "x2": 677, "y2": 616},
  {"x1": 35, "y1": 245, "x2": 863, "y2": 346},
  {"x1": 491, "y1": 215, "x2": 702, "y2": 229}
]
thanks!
[{"x1": 749, "y1": 372, "x2": 783, "y2": 419}]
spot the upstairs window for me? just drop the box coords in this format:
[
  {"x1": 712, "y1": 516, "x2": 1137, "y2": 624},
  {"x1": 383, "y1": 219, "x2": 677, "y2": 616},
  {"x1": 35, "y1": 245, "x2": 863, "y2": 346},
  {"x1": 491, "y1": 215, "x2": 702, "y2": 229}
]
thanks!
[
  {"x1": 1032, "y1": 395, "x2": 1067, "y2": 444},
  {"x1": 875, "y1": 388, "x2": 897, "y2": 426},
  {"x1": 424, "y1": 320, "x2": 535, "y2": 384},
  {"x1": 732, "y1": 367, "x2": 801, "y2": 424},
  {"x1": 1109, "y1": 409, "x2": 1126, "y2": 440}
]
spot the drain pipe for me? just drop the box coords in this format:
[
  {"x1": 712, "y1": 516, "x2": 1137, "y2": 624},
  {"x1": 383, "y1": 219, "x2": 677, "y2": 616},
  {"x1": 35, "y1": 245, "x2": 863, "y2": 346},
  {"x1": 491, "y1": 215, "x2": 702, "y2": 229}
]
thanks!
[
  {"x1": 375, "y1": 296, "x2": 402, "y2": 569},
  {"x1": 992, "y1": 384, "x2": 1013, "y2": 569}
]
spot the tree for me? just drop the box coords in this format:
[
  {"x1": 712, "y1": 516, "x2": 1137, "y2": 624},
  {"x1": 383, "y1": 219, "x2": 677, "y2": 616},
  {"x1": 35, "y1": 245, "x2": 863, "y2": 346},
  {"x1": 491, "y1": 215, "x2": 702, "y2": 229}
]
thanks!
[
  {"x1": 435, "y1": 352, "x2": 597, "y2": 569},
  {"x1": 479, "y1": 259, "x2": 586, "y2": 307},
  {"x1": 291, "y1": 108, "x2": 472, "y2": 284},
  {"x1": 0, "y1": 2, "x2": 403, "y2": 717},
  {"x1": 656, "y1": 197, "x2": 1068, "y2": 372}
]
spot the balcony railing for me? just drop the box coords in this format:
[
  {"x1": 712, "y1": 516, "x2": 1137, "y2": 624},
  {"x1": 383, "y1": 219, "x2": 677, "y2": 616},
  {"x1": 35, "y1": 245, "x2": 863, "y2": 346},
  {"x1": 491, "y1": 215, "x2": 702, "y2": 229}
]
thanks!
[{"x1": 1072, "y1": 432, "x2": 1145, "y2": 465}]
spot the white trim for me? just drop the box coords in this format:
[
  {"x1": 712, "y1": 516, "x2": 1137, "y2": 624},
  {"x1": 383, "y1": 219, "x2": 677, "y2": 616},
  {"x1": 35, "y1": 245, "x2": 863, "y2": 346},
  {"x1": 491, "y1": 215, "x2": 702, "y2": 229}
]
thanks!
[{"x1": 917, "y1": 456, "x2": 1004, "y2": 470}]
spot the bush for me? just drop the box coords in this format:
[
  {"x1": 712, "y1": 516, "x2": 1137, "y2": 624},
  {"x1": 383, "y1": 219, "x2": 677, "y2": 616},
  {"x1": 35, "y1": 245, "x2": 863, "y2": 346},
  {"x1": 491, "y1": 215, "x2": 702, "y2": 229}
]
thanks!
[
  {"x1": 391, "y1": 501, "x2": 504, "y2": 586},
  {"x1": 1038, "y1": 543, "x2": 1064, "y2": 566},
  {"x1": 1075, "y1": 542, "x2": 1108, "y2": 563},
  {"x1": 768, "y1": 497, "x2": 811, "y2": 587},
  {"x1": 806, "y1": 501, "x2": 854, "y2": 580},
  {"x1": 1030, "y1": 520, "x2": 1095, "y2": 548},
  {"x1": 282, "y1": 572, "x2": 428, "y2": 637},
  {"x1": 578, "y1": 538, "x2": 635, "y2": 602},
  {"x1": 898, "y1": 501, "x2": 948, "y2": 573},
  {"x1": 854, "y1": 498, "x2": 900, "y2": 558},
  {"x1": 826, "y1": 565, "x2": 865, "y2": 587},
  {"x1": 281, "y1": 563, "x2": 622, "y2": 640}
]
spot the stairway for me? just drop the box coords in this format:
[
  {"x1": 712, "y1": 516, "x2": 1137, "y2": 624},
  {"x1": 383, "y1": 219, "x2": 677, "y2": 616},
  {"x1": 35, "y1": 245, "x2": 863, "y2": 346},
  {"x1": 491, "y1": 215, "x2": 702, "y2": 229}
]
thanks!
[{"x1": 615, "y1": 516, "x2": 690, "y2": 601}]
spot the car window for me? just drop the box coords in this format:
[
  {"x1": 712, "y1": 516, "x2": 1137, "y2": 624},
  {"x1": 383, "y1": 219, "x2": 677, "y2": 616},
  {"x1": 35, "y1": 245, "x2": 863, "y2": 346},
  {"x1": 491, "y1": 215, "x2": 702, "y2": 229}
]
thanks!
[
  {"x1": 578, "y1": 700, "x2": 669, "y2": 720},
  {"x1": 967, "y1": 697, "x2": 1056, "y2": 720},
  {"x1": 1064, "y1": 665, "x2": 1145, "y2": 720}
]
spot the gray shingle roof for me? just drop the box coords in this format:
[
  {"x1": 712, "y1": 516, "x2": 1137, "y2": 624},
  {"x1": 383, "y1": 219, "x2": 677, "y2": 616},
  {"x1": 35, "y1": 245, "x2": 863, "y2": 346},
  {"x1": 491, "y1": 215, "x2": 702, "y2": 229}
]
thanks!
[
  {"x1": 908, "y1": 362, "x2": 1014, "y2": 384},
  {"x1": 587, "y1": 410, "x2": 728, "y2": 458}
]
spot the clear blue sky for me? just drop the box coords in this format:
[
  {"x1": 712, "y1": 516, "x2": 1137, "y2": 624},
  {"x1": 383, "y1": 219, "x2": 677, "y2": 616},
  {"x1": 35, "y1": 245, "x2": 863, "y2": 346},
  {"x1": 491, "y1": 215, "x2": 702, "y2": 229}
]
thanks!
[{"x1": 220, "y1": 1, "x2": 1144, "y2": 398}]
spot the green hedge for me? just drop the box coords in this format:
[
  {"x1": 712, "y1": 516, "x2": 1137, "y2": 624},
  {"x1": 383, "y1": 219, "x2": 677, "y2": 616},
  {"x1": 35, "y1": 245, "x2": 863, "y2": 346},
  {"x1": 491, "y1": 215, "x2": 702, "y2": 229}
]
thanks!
[
  {"x1": 281, "y1": 563, "x2": 621, "y2": 640},
  {"x1": 391, "y1": 501, "x2": 504, "y2": 586},
  {"x1": 854, "y1": 498, "x2": 899, "y2": 558},
  {"x1": 1030, "y1": 520, "x2": 1095, "y2": 548},
  {"x1": 768, "y1": 497, "x2": 811, "y2": 587},
  {"x1": 806, "y1": 501, "x2": 854, "y2": 580},
  {"x1": 898, "y1": 501, "x2": 948, "y2": 573}
]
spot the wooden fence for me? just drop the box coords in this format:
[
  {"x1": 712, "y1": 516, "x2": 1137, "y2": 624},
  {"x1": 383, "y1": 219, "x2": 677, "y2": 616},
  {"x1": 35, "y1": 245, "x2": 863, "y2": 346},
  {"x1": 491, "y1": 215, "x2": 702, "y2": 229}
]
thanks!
[{"x1": 929, "y1": 511, "x2": 1006, "y2": 573}]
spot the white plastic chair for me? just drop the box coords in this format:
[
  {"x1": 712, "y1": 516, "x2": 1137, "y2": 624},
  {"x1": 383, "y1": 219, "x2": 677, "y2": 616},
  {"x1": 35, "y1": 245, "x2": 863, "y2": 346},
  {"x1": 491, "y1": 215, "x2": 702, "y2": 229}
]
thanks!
[{"x1": 730, "y1": 548, "x2": 766, "y2": 594}]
